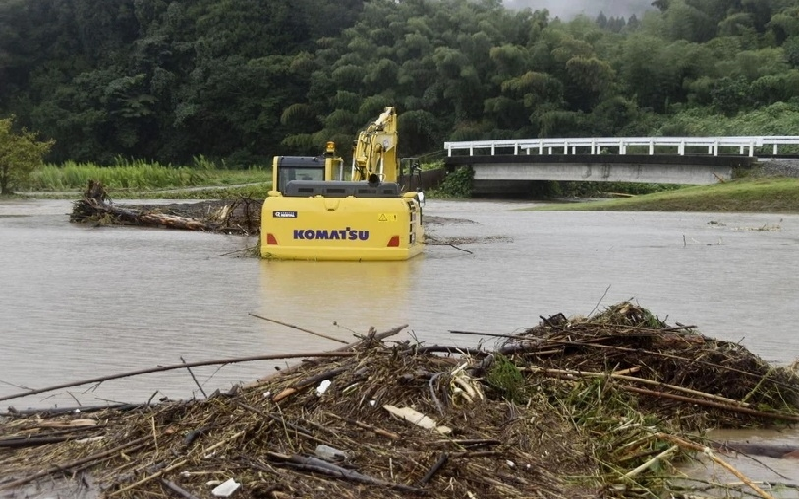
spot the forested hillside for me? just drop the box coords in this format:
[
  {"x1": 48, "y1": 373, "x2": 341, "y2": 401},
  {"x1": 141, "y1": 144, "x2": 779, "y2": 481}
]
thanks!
[{"x1": 2, "y1": 0, "x2": 799, "y2": 166}]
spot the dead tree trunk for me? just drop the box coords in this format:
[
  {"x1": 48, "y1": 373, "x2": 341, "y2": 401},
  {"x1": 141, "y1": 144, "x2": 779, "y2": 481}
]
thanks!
[{"x1": 70, "y1": 180, "x2": 261, "y2": 235}]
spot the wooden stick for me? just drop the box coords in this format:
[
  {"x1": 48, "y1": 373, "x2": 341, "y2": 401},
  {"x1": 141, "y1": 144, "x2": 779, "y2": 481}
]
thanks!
[
  {"x1": 435, "y1": 438, "x2": 501, "y2": 447},
  {"x1": 253, "y1": 325, "x2": 408, "y2": 386},
  {"x1": 0, "y1": 352, "x2": 355, "y2": 402},
  {"x1": 181, "y1": 356, "x2": 207, "y2": 399},
  {"x1": 419, "y1": 453, "x2": 449, "y2": 486},
  {"x1": 250, "y1": 314, "x2": 349, "y2": 344},
  {"x1": 160, "y1": 478, "x2": 202, "y2": 499}
]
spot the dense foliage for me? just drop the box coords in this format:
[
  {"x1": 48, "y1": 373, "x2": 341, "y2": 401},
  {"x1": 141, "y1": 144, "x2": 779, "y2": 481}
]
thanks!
[
  {"x1": 0, "y1": 116, "x2": 53, "y2": 193},
  {"x1": 2, "y1": 0, "x2": 799, "y2": 167}
]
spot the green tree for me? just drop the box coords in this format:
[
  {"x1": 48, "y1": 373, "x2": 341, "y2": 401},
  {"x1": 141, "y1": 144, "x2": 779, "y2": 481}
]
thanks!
[{"x1": 0, "y1": 117, "x2": 54, "y2": 194}]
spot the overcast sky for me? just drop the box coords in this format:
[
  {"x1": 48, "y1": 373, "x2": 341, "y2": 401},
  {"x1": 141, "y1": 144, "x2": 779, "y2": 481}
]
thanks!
[{"x1": 502, "y1": 0, "x2": 655, "y2": 20}]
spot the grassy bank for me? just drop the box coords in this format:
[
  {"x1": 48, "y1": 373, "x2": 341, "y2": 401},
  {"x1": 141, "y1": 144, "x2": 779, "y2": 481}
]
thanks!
[
  {"x1": 24, "y1": 159, "x2": 270, "y2": 194},
  {"x1": 532, "y1": 178, "x2": 799, "y2": 213}
]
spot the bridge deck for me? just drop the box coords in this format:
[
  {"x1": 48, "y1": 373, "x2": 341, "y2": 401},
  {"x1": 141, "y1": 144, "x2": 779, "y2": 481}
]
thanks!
[
  {"x1": 444, "y1": 136, "x2": 799, "y2": 157},
  {"x1": 443, "y1": 154, "x2": 758, "y2": 194}
]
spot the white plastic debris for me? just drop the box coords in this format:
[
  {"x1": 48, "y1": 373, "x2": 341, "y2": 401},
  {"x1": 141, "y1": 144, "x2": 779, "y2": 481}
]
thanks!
[
  {"x1": 314, "y1": 444, "x2": 349, "y2": 461},
  {"x1": 211, "y1": 478, "x2": 240, "y2": 497},
  {"x1": 383, "y1": 405, "x2": 452, "y2": 434},
  {"x1": 75, "y1": 436, "x2": 105, "y2": 444},
  {"x1": 316, "y1": 379, "x2": 331, "y2": 396}
]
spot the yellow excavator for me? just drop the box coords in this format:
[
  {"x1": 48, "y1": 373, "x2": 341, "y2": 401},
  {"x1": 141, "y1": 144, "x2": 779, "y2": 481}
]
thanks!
[{"x1": 260, "y1": 107, "x2": 425, "y2": 261}]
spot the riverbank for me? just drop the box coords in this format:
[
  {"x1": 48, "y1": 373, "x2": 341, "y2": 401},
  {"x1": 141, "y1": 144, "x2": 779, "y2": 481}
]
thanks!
[{"x1": 534, "y1": 177, "x2": 799, "y2": 213}]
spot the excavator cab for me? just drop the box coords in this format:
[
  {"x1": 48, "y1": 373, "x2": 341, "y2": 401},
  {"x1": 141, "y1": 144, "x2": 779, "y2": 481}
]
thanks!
[{"x1": 271, "y1": 142, "x2": 345, "y2": 195}]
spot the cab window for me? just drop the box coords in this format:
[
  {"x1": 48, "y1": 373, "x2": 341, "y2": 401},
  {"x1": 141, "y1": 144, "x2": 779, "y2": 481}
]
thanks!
[{"x1": 278, "y1": 167, "x2": 324, "y2": 193}]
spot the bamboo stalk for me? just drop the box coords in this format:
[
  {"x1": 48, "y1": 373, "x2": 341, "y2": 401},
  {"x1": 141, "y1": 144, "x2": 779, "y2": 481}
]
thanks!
[
  {"x1": 524, "y1": 367, "x2": 750, "y2": 407},
  {"x1": 656, "y1": 433, "x2": 775, "y2": 499},
  {"x1": 623, "y1": 385, "x2": 799, "y2": 422},
  {"x1": 622, "y1": 445, "x2": 678, "y2": 479}
]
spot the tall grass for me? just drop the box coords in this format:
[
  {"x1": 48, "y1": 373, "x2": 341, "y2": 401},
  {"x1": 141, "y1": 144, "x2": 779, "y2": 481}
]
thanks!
[{"x1": 27, "y1": 157, "x2": 270, "y2": 192}]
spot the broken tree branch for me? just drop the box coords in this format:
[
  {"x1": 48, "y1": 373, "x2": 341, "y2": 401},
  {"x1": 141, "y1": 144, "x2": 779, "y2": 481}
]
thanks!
[
  {"x1": 0, "y1": 352, "x2": 355, "y2": 403},
  {"x1": 250, "y1": 314, "x2": 349, "y2": 344}
]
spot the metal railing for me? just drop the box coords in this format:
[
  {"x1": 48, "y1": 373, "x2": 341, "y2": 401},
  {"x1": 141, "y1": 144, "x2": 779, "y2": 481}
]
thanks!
[{"x1": 444, "y1": 136, "x2": 799, "y2": 157}]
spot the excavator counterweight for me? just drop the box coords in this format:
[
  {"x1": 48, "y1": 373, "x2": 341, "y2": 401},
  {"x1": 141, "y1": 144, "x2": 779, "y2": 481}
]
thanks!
[{"x1": 260, "y1": 107, "x2": 424, "y2": 261}]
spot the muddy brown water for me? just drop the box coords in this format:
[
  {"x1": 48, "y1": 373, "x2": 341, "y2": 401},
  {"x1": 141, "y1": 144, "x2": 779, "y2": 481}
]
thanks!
[{"x1": 1, "y1": 197, "x2": 798, "y2": 493}]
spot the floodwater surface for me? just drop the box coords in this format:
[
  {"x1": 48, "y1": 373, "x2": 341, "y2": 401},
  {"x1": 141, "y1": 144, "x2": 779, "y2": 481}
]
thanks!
[
  {"x1": 1, "y1": 198, "x2": 797, "y2": 407},
  {"x1": 1, "y1": 197, "x2": 799, "y2": 492}
]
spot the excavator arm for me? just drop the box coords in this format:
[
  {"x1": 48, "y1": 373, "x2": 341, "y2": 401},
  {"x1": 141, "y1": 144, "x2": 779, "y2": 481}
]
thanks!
[{"x1": 351, "y1": 107, "x2": 399, "y2": 183}]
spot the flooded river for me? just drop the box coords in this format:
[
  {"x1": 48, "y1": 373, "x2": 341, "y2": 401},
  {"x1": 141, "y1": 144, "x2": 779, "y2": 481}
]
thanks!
[
  {"x1": 1, "y1": 198, "x2": 797, "y2": 407},
  {"x1": 1, "y1": 196, "x2": 799, "y2": 492}
]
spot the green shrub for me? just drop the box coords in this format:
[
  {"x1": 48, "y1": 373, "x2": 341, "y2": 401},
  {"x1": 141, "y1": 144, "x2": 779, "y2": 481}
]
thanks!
[{"x1": 431, "y1": 166, "x2": 473, "y2": 198}]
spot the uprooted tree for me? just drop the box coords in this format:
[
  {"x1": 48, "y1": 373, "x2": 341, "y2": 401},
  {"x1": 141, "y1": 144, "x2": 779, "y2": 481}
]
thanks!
[{"x1": 0, "y1": 116, "x2": 54, "y2": 195}]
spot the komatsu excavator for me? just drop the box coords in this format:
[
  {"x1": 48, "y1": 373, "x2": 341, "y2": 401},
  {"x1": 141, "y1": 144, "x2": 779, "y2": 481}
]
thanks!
[{"x1": 259, "y1": 107, "x2": 424, "y2": 261}]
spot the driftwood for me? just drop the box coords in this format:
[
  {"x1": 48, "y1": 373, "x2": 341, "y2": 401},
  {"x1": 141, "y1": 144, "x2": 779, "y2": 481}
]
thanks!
[
  {"x1": 0, "y1": 352, "x2": 355, "y2": 403},
  {"x1": 70, "y1": 180, "x2": 261, "y2": 234}
]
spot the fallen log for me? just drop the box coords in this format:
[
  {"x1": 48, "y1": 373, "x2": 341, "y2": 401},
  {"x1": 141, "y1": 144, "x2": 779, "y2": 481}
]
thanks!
[{"x1": 70, "y1": 180, "x2": 261, "y2": 234}]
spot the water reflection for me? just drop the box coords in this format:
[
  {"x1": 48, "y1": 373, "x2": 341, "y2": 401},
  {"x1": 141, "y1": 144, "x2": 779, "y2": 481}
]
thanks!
[{"x1": 256, "y1": 258, "x2": 422, "y2": 343}]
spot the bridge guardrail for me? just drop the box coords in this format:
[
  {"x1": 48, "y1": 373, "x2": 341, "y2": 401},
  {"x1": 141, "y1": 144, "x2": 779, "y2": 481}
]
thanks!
[{"x1": 444, "y1": 136, "x2": 799, "y2": 157}]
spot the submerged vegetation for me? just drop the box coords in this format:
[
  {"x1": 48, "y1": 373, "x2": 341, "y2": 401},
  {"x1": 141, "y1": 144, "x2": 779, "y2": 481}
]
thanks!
[{"x1": 1, "y1": 302, "x2": 797, "y2": 498}]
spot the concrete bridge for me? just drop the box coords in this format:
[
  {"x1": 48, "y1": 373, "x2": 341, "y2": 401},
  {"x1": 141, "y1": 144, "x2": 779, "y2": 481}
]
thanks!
[{"x1": 443, "y1": 136, "x2": 799, "y2": 196}]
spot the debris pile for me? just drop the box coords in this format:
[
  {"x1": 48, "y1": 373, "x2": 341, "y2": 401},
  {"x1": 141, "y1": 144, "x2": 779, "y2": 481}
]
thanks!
[
  {"x1": 2, "y1": 303, "x2": 798, "y2": 499},
  {"x1": 70, "y1": 180, "x2": 262, "y2": 235},
  {"x1": 499, "y1": 301, "x2": 799, "y2": 429}
]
